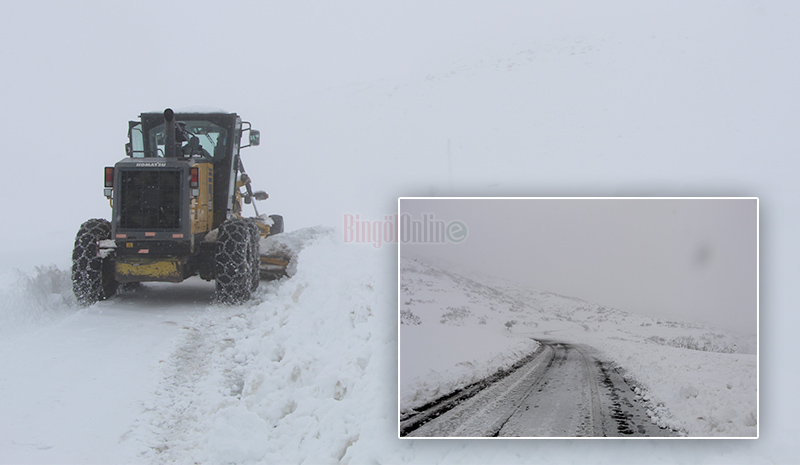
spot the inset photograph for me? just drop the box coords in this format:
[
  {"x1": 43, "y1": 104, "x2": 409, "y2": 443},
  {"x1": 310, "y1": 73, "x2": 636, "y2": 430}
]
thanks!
[{"x1": 398, "y1": 198, "x2": 758, "y2": 438}]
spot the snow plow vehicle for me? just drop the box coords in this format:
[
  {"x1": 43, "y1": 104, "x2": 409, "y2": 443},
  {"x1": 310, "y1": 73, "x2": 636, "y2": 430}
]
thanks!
[{"x1": 72, "y1": 108, "x2": 288, "y2": 305}]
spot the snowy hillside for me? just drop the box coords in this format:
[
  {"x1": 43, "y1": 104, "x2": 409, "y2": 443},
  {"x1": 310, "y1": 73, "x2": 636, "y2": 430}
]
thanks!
[{"x1": 400, "y1": 257, "x2": 757, "y2": 437}]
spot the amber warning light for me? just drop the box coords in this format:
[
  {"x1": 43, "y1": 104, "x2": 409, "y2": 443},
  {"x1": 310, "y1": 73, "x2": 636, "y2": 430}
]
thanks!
[
  {"x1": 104, "y1": 167, "x2": 114, "y2": 199},
  {"x1": 104, "y1": 167, "x2": 114, "y2": 188}
]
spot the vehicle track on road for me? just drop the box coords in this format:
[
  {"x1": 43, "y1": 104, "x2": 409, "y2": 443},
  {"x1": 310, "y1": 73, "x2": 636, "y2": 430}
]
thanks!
[{"x1": 401, "y1": 340, "x2": 678, "y2": 437}]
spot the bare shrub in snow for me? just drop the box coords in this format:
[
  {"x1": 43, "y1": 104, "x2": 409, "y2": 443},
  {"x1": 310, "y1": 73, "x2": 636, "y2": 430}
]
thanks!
[
  {"x1": 401, "y1": 309, "x2": 422, "y2": 326},
  {"x1": 504, "y1": 320, "x2": 518, "y2": 330},
  {"x1": 647, "y1": 335, "x2": 737, "y2": 354},
  {"x1": 439, "y1": 306, "x2": 472, "y2": 326}
]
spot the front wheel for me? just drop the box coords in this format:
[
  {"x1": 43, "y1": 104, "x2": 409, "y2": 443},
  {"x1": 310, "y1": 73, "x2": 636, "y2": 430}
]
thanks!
[
  {"x1": 72, "y1": 218, "x2": 117, "y2": 305},
  {"x1": 215, "y1": 218, "x2": 259, "y2": 304}
]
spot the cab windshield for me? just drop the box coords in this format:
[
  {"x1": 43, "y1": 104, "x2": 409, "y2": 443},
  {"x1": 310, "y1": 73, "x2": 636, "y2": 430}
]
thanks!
[{"x1": 146, "y1": 120, "x2": 228, "y2": 160}]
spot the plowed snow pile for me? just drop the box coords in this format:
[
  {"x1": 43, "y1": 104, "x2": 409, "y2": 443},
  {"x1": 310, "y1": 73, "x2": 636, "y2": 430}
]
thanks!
[{"x1": 137, "y1": 227, "x2": 408, "y2": 464}]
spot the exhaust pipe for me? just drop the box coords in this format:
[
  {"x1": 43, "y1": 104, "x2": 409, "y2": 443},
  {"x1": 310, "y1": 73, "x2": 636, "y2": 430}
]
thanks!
[{"x1": 164, "y1": 108, "x2": 177, "y2": 158}]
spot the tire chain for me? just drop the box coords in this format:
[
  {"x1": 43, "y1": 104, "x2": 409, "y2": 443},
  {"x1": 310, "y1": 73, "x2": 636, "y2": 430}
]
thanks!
[
  {"x1": 72, "y1": 218, "x2": 116, "y2": 305},
  {"x1": 215, "y1": 218, "x2": 259, "y2": 304}
]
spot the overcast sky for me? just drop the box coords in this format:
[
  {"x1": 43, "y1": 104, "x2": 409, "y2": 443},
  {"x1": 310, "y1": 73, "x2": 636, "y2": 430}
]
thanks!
[
  {"x1": 0, "y1": 2, "x2": 774, "y2": 334},
  {"x1": 0, "y1": 1, "x2": 794, "y2": 264},
  {"x1": 401, "y1": 198, "x2": 757, "y2": 334},
  {"x1": 0, "y1": 2, "x2": 777, "y2": 336}
]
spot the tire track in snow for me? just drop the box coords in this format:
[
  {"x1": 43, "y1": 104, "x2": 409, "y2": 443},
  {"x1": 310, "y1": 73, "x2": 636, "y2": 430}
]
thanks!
[
  {"x1": 402, "y1": 340, "x2": 679, "y2": 437},
  {"x1": 141, "y1": 306, "x2": 254, "y2": 463}
]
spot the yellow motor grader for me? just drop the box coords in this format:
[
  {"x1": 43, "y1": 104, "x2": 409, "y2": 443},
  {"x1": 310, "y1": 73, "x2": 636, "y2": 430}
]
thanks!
[{"x1": 72, "y1": 108, "x2": 287, "y2": 305}]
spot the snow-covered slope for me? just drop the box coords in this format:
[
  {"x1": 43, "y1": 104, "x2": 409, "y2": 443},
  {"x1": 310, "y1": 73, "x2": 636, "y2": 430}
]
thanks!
[
  {"x1": 0, "y1": 271, "x2": 209, "y2": 463},
  {"x1": 400, "y1": 257, "x2": 757, "y2": 437},
  {"x1": 400, "y1": 258, "x2": 540, "y2": 412}
]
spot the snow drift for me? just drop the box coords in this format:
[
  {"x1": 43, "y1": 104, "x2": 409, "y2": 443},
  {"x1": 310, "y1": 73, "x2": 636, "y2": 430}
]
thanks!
[{"x1": 137, "y1": 227, "x2": 408, "y2": 464}]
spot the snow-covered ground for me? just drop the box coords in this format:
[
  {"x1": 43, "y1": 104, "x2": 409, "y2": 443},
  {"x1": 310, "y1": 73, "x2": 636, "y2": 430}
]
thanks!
[
  {"x1": 1, "y1": 235, "x2": 755, "y2": 463},
  {"x1": 0, "y1": 228, "x2": 408, "y2": 464},
  {"x1": 0, "y1": 229, "x2": 773, "y2": 463},
  {"x1": 0, "y1": 270, "x2": 208, "y2": 463},
  {"x1": 134, "y1": 227, "x2": 403, "y2": 464},
  {"x1": 399, "y1": 258, "x2": 541, "y2": 411},
  {"x1": 400, "y1": 257, "x2": 757, "y2": 437}
]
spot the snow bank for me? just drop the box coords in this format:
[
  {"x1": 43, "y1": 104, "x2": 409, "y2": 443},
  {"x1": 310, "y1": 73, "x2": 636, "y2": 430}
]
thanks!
[
  {"x1": 140, "y1": 228, "x2": 408, "y2": 464},
  {"x1": 593, "y1": 338, "x2": 757, "y2": 437},
  {"x1": 401, "y1": 323, "x2": 538, "y2": 412}
]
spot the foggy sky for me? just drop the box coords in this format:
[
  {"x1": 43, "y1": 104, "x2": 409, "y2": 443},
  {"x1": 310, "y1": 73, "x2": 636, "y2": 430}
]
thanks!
[
  {"x1": 401, "y1": 198, "x2": 757, "y2": 334},
  {"x1": 0, "y1": 1, "x2": 794, "y2": 270}
]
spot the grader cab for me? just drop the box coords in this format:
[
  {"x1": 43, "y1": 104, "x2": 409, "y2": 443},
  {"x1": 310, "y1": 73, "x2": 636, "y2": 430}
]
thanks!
[{"x1": 72, "y1": 108, "x2": 287, "y2": 305}]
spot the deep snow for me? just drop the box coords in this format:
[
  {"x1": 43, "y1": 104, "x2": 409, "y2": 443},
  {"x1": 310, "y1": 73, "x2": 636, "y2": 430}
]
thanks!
[
  {"x1": 0, "y1": 230, "x2": 758, "y2": 464},
  {"x1": 0, "y1": 272, "x2": 207, "y2": 463},
  {"x1": 133, "y1": 227, "x2": 405, "y2": 464},
  {"x1": 0, "y1": 228, "x2": 407, "y2": 464}
]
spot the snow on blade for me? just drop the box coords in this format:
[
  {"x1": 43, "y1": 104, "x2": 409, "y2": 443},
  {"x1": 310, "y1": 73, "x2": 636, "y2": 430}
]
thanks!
[{"x1": 259, "y1": 226, "x2": 334, "y2": 277}]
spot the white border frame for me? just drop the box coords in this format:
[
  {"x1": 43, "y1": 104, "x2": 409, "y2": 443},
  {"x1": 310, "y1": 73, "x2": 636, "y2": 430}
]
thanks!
[{"x1": 397, "y1": 197, "x2": 759, "y2": 440}]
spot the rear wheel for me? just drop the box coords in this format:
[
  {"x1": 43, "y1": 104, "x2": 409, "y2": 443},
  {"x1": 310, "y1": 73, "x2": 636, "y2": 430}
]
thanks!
[
  {"x1": 72, "y1": 218, "x2": 117, "y2": 305},
  {"x1": 215, "y1": 218, "x2": 259, "y2": 304}
]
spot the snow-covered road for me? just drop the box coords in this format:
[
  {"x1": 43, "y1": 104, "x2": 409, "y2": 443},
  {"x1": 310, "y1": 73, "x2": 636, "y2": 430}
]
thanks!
[
  {"x1": 0, "y1": 279, "x2": 213, "y2": 463},
  {"x1": 403, "y1": 340, "x2": 678, "y2": 438}
]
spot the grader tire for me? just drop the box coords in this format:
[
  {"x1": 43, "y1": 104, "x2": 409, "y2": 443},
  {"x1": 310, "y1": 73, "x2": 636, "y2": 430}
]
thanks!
[
  {"x1": 215, "y1": 218, "x2": 259, "y2": 304},
  {"x1": 248, "y1": 220, "x2": 261, "y2": 292},
  {"x1": 72, "y1": 218, "x2": 117, "y2": 305}
]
